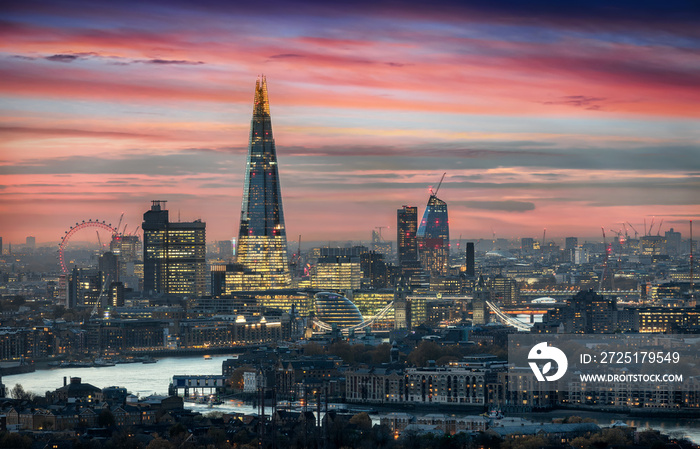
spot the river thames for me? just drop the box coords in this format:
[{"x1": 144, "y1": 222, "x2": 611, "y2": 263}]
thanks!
[{"x1": 5, "y1": 355, "x2": 699, "y2": 443}]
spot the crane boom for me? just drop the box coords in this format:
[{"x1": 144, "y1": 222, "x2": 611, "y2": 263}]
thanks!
[
  {"x1": 627, "y1": 222, "x2": 639, "y2": 239},
  {"x1": 656, "y1": 218, "x2": 664, "y2": 236},
  {"x1": 432, "y1": 172, "x2": 446, "y2": 197},
  {"x1": 116, "y1": 213, "x2": 124, "y2": 234}
]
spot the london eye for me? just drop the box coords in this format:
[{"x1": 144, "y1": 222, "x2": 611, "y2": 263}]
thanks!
[{"x1": 58, "y1": 219, "x2": 118, "y2": 274}]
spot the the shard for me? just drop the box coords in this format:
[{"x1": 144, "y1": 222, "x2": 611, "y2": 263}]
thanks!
[{"x1": 235, "y1": 76, "x2": 291, "y2": 289}]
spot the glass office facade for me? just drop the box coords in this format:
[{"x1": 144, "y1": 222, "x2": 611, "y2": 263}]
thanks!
[{"x1": 235, "y1": 77, "x2": 291, "y2": 289}]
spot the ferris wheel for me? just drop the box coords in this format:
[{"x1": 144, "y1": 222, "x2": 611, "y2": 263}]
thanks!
[{"x1": 58, "y1": 219, "x2": 118, "y2": 274}]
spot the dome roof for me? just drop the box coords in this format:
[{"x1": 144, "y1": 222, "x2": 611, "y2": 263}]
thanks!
[{"x1": 314, "y1": 292, "x2": 363, "y2": 329}]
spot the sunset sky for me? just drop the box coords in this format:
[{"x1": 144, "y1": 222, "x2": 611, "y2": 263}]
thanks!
[{"x1": 1, "y1": 0, "x2": 699, "y2": 247}]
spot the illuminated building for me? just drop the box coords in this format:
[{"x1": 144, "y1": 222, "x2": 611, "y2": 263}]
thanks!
[
  {"x1": 417, "y1": 194, "x2": 449, "y2": 277},
  {"x1": 350, "y1": 290, "x2": 395, "y2": 328},
  {"x1": 314, "y1": 292, "x2": 363, "y2": 329},
  {"x1": 635, "y1": 306, "x2": 700, "y2": 333},
  {"x1": 142, "y1": 200, "x2": 206, "y2": 296},
  {"x1": 397, "y1": 205, "x2": 418, "y2": 265},
  {"x1": 640, "y1": 235, "x2": 666, "y2": 256},
  {"x1": 489, "y1": 275, "x2": 520, "y2": 305},
  {"x1": 234, "y1": 77, "x2": 291, "y2": 290},
  {"x1": 312, "y1": 255, "x2": 362, "y2": 290},
  {"x1": 68, "y1": 267, "x2": 102, "y2": 308},
  {"x1": 472, "y1": 275, "x2": 489, "y2": 325},
  {"x1": 98, "y1": 251, "x2": 118, "y2": 285}
]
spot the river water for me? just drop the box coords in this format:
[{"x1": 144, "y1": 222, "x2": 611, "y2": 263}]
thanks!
[{"x1": 5, "y1": 355, "x2": 699, "y2": 443}]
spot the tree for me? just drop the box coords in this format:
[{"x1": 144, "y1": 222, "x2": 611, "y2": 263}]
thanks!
[
  {"x1": 98, "y1": 409, "x2": 115, "y2": 427},
  {"x1": 10, "y1": 383, "x2": 36, "y2": 401},
  {"x1": 349, "y1": 412, "x2": 372, "y2": 431}
]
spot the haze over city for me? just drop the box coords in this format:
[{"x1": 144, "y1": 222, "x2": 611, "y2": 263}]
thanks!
[{"x1": 1, "y1": 0, "x2": 699, "y2": 245}]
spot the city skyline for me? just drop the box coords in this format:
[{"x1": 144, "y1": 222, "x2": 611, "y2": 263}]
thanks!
[{"x1": 1, "y1": 0, "x2": 699, "y2": 245}]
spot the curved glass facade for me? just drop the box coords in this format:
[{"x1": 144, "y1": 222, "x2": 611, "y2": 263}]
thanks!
[{"x1": 314, "y1": 292, "x2": 363, "y2": 329}]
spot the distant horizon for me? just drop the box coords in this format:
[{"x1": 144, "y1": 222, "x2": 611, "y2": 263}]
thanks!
[{"x1": 2, "y1": 1, "x2": 698, "y2": 244}]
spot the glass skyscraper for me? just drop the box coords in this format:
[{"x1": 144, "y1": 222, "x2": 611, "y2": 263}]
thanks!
[
  {"x1": 417, "y1": 194, "x2": 449, "y2": 276},
  {"x1": 397, "y1": 205, "x2": 418, "y2": 265},
  {"x1": 234, "y1": 77, "x2": 291, "y2": 289}
]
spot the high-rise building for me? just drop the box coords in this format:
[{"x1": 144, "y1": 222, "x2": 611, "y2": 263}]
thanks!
[
  {"x1": 233, "y1": 77, "x2": 291, "y2": 290},
  {"x1": 565, "y1": 237, "x2": 578, "y2": 262},
  {"x1": 397, "y1": 205, "x2": 418, "y2": 265},
  {"x1": 25, "y1": 236, "x2": 36, "y2": 250},
  {"x1": 110, "y1": 234, "x2": 141, "y2": 289},
  {"x1": 142, "y1": 200, "x2": 206, "y2": 296},
  {"x1": 465, "y1": 242, "x2": 475, "y2": 277},
  {"x1": 665, "y1": 228, "x2": 681, "y2": 256},
  {"x1": 417, "y1": 194, "x2": 449, "y2": 276}
]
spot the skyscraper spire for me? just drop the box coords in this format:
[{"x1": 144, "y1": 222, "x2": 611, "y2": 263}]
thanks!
[{"x1": 235, "y1": 76, "x2": 291, "y2": 289}]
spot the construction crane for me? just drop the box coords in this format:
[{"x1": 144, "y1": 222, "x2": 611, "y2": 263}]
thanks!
[
  {"x1": 430, "y1": 172, "x2": 446, "y2": 197},
  {"x1": 626, "y1": 222, "x2": 639, "y2": 239},
  {"x1": 610, "y1": 229, "x2": 625, "y2": 245},
  {"x1": 542, "y1": 228, "x2": 547, "y2": 248},
  {"x1": 621, "y1": 223, "x2": 629, "y2": 239},
  {"x1": 648, "y1": 216, "x2": 655, "y2": 236},
  {"x1": 96, "y1": 231, "x2": 102, "y2": 250},
  {"x1": 116, "y1": 213, "x2": 124, "y2": 235},
  {"x1": 656, "y1": 218, "x2": 664, "y2": 236},
  {"x1": 374, "y1": 226, "x2": 388, "y2": 240}
]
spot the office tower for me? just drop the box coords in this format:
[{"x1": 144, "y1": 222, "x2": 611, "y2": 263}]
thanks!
[
  {"x1": 98, "y1": 251, "x2": 119, "y2": 284},
  {"x1": 68, "y1": 267, "x2": 102, "y2": 309},
  {"x1": 360, "y1": 251, "x2": 389, "y2": 289},
  {"x1": 234, "y1": 77, "x2": 291, "y2": 289},
  {"x1": 489, "y1": 274, "x2": 520, "y2": 305},
  {"x1": 312, "y1": 254, "x2": 362, "y2": 290},
  {"x1": 110, "y1": 234, "x2": 140, "y2": 262},
  {"x1": 142, "y1": 200, "x2": 206, "y2": 296},
  {"x1": 565, "y1": 237, "x2": 578, "y2": 262},
  {"x1": 110, "y1": 234, "x2": 140, "y2": 289},
  {"x1": 216, "y1": 240, "x2": 234, "y2": 260},
  {"x1": 465, "y1": 242, "x2": 475, "y2": 277},
  {"x1": 397, "y1": 205, "x2": 418, "y2": 265},
  {"x1": 25, "y1": 236, "x2": 35, "y2": 250},
  {"x1": 417, "y1": 193, "x2": 449, "y2": 276},
  {"x1": 472, "y1": 275, "x2": 489, "y2": 325},
  {"x1": 665, "y1": 228, "x2": 681, "y2": 256},
  {"x1": 521, "y1": 237, "x2": 534, "y2": 253}
]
